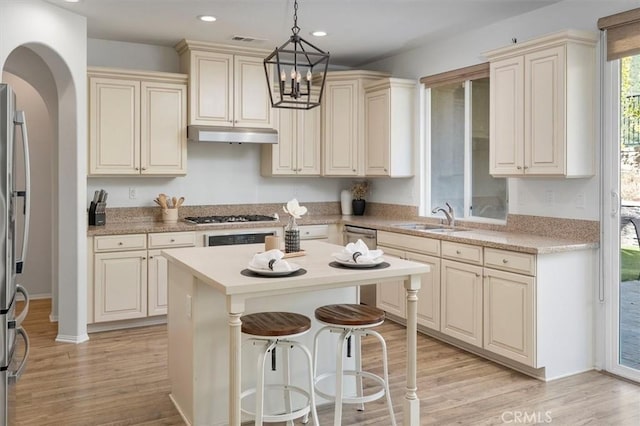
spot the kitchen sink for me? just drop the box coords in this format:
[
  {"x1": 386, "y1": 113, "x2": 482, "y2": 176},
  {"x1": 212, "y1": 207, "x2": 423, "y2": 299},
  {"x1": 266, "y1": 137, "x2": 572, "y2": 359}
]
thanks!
[{"x1": 392, "y1": 223, "x2": 470, "y2": 234}]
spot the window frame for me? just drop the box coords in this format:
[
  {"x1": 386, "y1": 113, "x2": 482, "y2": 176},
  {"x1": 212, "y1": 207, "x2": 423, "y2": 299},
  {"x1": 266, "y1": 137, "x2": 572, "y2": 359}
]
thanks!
[{"x1": 421, "y1": 63, "x2": 507, "y2": 224}]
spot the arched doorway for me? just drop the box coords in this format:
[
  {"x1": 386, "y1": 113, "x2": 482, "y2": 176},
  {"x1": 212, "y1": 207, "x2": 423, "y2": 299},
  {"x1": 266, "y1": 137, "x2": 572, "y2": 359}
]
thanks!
[{"x1": 1, "y1": 41, "x2": 87, "y2": 343}]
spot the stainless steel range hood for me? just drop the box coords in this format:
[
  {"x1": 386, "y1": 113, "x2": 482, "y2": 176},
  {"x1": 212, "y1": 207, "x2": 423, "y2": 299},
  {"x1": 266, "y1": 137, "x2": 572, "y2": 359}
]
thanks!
[{"x1": 187, "y1": 126, "x2": 278, "y2": 144}]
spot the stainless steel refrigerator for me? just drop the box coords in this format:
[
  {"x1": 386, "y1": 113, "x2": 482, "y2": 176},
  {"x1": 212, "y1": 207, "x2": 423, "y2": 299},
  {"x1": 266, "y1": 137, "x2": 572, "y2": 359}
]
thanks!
[{"x1": 0, "y1": 84, "x2": 31, "y2": 425}]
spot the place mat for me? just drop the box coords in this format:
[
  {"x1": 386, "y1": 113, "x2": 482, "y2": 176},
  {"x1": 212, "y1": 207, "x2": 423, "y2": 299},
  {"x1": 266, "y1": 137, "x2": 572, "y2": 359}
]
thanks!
[
  {"x1": 240, "y1": 268, "x2": 307, "y2": 278},
  {"x1": 328, "y1": 261, "x2": 390, "y2": 270}
]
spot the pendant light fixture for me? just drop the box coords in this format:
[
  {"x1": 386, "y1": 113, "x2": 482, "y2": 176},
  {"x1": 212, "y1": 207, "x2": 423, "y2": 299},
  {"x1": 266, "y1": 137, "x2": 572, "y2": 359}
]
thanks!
[{"x1": 263, "y1": 0, "x2": 330, "y2": 110}]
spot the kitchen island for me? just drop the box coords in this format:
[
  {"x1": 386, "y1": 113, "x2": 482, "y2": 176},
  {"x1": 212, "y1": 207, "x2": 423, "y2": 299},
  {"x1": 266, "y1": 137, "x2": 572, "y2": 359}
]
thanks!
[{"x1": 163, "y1": 240, "x2": 429, "y2": 426}]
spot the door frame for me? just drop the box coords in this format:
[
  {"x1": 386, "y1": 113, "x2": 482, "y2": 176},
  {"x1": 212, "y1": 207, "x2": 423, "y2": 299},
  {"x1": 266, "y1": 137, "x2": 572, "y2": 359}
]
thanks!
[{"x1": 602, "y1": 55, "x2": 640, "y2": 382}]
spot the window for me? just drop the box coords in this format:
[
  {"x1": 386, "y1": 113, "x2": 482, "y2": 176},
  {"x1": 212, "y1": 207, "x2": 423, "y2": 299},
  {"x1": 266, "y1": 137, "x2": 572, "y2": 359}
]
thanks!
[{"x1": 422, "y1": 64, "x2": 507, "y2": 222}]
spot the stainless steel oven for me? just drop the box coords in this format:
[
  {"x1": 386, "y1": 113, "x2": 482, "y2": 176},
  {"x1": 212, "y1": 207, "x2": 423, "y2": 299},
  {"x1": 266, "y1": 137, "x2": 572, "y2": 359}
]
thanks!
[
  {"x1": 343, "y1": 225, "x2": 377, "y2": 306},
  {"x1": 203, "y1": 227, "x2": 281, "y2": 247}
]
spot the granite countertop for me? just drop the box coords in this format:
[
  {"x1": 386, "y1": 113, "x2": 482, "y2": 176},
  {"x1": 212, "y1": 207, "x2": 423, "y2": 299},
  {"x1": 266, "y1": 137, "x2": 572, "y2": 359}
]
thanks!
[{"x1": 88, "y1": 214, "x2": 598, "y2": 254}]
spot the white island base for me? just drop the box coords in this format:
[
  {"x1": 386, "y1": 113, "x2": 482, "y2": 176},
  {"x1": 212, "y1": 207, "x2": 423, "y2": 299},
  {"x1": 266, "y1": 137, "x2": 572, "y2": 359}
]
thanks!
[
  {"x1": 164, "y1": 241, "x2": 428, "y2": 426},
  {"x1": 168, "y1": 265, "x2": 358, "y2": 425}
]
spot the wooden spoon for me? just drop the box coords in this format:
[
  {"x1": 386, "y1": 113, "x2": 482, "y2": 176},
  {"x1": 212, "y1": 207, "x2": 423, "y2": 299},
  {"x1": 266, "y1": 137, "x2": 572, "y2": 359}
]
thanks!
[
  {"x1": 176, "y1": 197, "x2": 185, "y2": 208},
  {"x1": 172, "y1": 197, "x2": 178, "y2": 209},
  {"x1": 158, "y1": 194, "x2": 168, "y2": 209}
]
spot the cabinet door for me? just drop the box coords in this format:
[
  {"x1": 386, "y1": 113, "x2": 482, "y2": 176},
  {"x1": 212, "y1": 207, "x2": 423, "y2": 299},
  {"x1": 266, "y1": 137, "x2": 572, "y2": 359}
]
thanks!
[
  {"x1": 140, "y1": 81, "x2": 187, "y2": 175},
  {"x1": 524, "y1": 46, "x2": 565, "y2": 175},
  {"x1": 89, "y1": 77, "x2": 140, "y2": 175},
  {"x1": 405, "y1": 252, "x2": 441, "y2": 331},
  {"x1": 323, "y1": 80, "x2": 359, "y2": 176},
  {"x1": 94, "y1": 250, "x2": 147, "y2": 322},
  {"x1": 269, "y1": 108, "x2": 297, "y2": 175},
  {"x1": 189, "y1": 51, "x2": 233, "y2": 126},
  {"x1": 296, "y1": 105, "x2": 321, "y2": 175},
  {"x1": 440, "y1": 259, "x2": 483, "y2": 347},
  {"x1": 148, "y1": 250, "x2": 168, "y2": 316},
  {"x1": 234, "y1": 55, "x2": 273, "y2": 128},
  {"x1": 489, "y1": 57, "x2": 524, "y2": 176},
  {"x1": 376, "y1": 246, "x2": 405, "y2": 318},
  {"x1": 484, "y1": 268, "x2": 536, "y2": 366},
  {"x1": 364, "y1": 88, "x2": 390, "y2": 176}
]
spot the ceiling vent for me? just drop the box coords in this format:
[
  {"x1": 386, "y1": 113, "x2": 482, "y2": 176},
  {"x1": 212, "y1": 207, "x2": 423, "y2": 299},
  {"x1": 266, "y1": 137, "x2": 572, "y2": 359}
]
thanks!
[{"x1": 231, "y1": 35, "x2": 266, "y2": 43}]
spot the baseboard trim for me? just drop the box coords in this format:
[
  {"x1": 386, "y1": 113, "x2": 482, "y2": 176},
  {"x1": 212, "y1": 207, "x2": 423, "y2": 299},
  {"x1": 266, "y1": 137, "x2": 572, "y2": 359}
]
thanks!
[
  {"x1": 56, "y1": 333, "x2": 90, "y2": 344},
  {"x1": 87, "y1": 316, "x2": 167, "y2": 333}
]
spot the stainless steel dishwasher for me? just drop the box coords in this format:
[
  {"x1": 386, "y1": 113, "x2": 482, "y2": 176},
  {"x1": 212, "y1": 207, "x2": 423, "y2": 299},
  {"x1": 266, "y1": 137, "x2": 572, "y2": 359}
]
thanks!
[{"x1": 343, "y1": 225, "x2": 377, "y2": 306}]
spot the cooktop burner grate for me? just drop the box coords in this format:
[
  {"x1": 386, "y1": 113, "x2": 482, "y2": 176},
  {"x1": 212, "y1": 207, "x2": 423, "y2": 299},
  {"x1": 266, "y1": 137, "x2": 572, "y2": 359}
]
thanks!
[{"x1": 184, "y1": 214, "x2": 278, "y2": 225}]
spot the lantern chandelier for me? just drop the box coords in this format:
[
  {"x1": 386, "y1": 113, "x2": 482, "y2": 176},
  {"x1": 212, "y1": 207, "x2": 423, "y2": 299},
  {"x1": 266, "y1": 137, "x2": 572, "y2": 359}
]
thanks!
[{"x1": 263, "y1": 0, "x2": 330, "y2": 110}]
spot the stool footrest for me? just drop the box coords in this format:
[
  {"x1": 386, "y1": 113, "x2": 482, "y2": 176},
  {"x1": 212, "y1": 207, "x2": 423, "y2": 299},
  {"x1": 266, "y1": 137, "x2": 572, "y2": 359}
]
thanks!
[
  {"x1": 241, "y1": 384, "x2": 311, "y2": 423},
  {"x1": 314, "y1": 371, "x2": 386, "y2": 404}
]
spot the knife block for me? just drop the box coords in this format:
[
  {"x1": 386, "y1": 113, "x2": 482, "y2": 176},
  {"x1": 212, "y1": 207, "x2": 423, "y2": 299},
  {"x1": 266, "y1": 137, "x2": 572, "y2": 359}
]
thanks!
[{"x1": 89, "y1": 201, "x2": 106, "y2": 226}]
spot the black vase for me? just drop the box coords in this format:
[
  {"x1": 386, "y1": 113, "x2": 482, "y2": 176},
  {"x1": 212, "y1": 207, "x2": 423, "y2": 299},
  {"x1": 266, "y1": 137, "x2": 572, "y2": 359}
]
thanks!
[{"x1": 352, "y1": 199, "x2": 366, "y2": 216}]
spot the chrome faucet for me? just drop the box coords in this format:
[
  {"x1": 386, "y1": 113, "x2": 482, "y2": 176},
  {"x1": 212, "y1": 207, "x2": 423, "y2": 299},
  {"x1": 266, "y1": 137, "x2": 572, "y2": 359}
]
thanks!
[{"x1": 431, "y1": 202, "x2": 455, "y2": 227}]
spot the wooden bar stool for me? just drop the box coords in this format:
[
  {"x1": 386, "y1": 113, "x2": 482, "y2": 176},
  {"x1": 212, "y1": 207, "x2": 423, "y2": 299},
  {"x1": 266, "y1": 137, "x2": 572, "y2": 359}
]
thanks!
[
  {"x1": 241, "y1": 311, "x2": 319, "y2": 426},
  {"x1": 313, "y1": 304, "x2": 396, "y2": 426}
]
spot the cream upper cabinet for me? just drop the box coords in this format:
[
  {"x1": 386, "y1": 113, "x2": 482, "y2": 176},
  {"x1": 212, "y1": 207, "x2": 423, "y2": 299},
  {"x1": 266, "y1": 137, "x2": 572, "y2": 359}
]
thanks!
[
  {"x1": 321, "y1": 71, "x2": 388, "y2": 176},
  {"x1": 176, "y1": 40, "x2": 274, "y2": 129},
  {"x1": 364, "y1": 78, "x2": 415, "y2": 177},
  {"x1": 261, "y1": 100, "x2": 321, "y2": 176},
  {"x1": 88, "y1": 67, "x2": 187, "y2": 176},
  {"x1": 486, "y1": 30, "x2": 597, "y2": 177}
]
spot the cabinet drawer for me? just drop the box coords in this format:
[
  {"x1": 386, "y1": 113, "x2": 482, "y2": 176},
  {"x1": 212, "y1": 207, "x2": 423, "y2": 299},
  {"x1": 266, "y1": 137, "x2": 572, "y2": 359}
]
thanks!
[
  {"x1": 94, "y1": 234, "x2": 147, "y2": 252},
  {"x1": 484, "y1": 248, "x2": 536, "y2": 276},
  {"x1": 148, "y1": 232, "x2": 196, "y2": 249},
  {"x1": 441, "y1": 241, "x2": 483, "y2": 265},
  {"x1": 299, "y1": 225, "x2": 329, "y2": 240},
  {"x1": 377, "y1": 231, "x2": 440, "y2": 256}
]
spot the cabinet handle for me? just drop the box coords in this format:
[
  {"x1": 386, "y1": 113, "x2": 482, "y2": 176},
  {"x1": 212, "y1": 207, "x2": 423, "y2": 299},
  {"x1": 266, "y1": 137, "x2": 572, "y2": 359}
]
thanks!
[
  {"x1": 502, "y1": 259, "x2": 508, "y2": 264},
  {"x1": 475, "y1": 273, "x2": 480, "y2": 277},
  {"x1": 141, "y1": 167, "x2": 147, "y2": 171},
  {"x1": 352, "y1": 169, "x2": 356, "y2": 172},
  {"x1": 170, "y1": 238, "x2": 175, "y2": 242},
  {"x1": 142, "y1": 256, "x2": 146, "y2": 260},
  {"x1": 149, "y1": 256, "x2": 154, "y2": 259},
  {"x1": 456, "y1": 250, "x2": 461, "y2": 255},
  {"x1": 516, "y1": 166, "x2": 522, "y2": 170},
  {"x1": 523, "y1": 165, "x2": 529, "y2": 170},
  {"x1": 135, "y1": 167, "x2": 139, "y2": 171}
]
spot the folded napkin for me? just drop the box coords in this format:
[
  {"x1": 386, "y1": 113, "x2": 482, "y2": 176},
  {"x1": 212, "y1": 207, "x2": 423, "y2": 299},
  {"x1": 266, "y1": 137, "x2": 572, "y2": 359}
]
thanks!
[
  {"x1": 332, "y1": 239, "x2": 384, "y2": 264},
  {"x1": 249, "y1": 249, "x2": 293, "y2": 272}
]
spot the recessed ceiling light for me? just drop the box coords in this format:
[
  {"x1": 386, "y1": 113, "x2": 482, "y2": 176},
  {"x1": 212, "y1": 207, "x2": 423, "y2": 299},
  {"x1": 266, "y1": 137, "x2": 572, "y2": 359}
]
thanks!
[
  {"x1": 64, "y1": 0, "x2": 81, "y2": 3},
  {"x1": 311, "y1": 31, "x2": 327, "y2": 37},
  {"x1": 198, "y1": 15, "x2": 217, "y2": 22}
]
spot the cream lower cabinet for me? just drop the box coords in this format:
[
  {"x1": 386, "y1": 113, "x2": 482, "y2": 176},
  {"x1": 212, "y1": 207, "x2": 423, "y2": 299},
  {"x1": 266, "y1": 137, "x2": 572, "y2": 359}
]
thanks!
[
  {"x1": 377, "y1": 231, "x2": 441, "y2": 330},
  {"x1": 88, "y1": 67, "x2": 187, "y2": 176},
  {"x1": 93, "y1": 233, "x2": 148, "y2": 322},
  {"x1": 90, "y1": 231, "x2": 195, "y2": 325},
  {"x1": 440, "y1": 259, "x2": 483, "y2": 347}
]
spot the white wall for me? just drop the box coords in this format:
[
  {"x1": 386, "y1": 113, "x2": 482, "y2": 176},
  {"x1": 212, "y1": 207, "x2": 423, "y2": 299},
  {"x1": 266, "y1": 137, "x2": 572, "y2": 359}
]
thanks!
[
  {"x1": 364, "y1": 0, "x2": 640, "y2": 220},
  {"x1": 86, "y1": 38, "x2": 351, "y2": 209}
]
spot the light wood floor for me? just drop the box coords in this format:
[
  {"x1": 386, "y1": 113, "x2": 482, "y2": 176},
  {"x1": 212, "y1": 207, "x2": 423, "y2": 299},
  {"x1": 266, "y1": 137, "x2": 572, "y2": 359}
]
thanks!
[{"x1": 14, "y1": 299, "x2": 640, "y2": 425}]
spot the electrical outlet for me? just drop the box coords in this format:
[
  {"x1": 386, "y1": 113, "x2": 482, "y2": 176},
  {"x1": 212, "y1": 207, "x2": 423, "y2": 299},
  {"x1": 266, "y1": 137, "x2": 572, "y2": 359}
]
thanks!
[
  {"x1": 575, "y1": 192, "x2": 586, "y2": 209},
  {"x1": 544, "y1": 189, "x2": 554, "y2": 205},
  {"x1": 129, "y1": 187, "x2": 137, "y2": 199}
]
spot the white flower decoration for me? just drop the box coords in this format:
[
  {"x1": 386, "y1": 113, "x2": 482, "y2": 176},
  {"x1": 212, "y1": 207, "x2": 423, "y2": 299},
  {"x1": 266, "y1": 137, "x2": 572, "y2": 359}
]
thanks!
[{"x1": 283, "y1": 198, "x2": 308, "y2": 219}]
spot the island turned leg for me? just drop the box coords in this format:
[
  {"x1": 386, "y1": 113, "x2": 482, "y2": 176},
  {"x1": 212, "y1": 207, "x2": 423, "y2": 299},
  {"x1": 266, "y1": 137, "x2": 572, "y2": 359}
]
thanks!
[
  {"x1": 228, "y1": 297, "x2": 246, "y2": 426},
  {"x1": 404, "y1": 275, "x2": 421, "y2": 426}
]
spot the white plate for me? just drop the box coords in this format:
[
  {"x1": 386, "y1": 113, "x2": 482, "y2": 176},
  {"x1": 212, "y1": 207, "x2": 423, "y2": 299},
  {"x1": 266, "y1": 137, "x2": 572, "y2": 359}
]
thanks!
[
  {"x1": 333, "y1": 258, "x2": 384, "y2": 268},
  {"x1": 247, "y1": 262, "x2": 301, "y2": 276}
]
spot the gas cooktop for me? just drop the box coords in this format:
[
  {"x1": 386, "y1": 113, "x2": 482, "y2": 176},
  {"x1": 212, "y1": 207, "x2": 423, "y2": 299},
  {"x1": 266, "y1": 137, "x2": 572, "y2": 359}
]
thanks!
[{"x1": 183, "y1": 214, "x2": 278, "y2": 225}]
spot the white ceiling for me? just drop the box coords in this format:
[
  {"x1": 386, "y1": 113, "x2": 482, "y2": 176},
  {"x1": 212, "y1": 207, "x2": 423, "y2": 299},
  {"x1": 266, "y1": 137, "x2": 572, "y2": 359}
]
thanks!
[{"x1": 45, "y1": 0, "x2": 561, "y2": 67}]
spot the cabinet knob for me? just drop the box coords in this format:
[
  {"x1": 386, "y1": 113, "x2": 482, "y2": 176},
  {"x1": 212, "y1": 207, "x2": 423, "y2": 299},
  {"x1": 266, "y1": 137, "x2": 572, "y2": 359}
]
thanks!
[
  {"x1": 384, "y1": 168, "x2": 388, "y2": 172},
  {"x1": 149, "y1": 256, "x2": 154, "y2": 259},
  {"x1": 475, "y1": 273, "x2": 480, "y2": 277},
  {"x1": 456, "y1": 250, "x2": 461, "y2": 255},
  {"x1": 135, "y1": 167, "x2": 140, "y2": 171},
  {"x1": 170, "y1": 238, "x2": 175, "y2": 242},
  {"x1": 516, "y1": 166, "x2": 522, "y2": 170},
  {"x1": 142, "y1": 256, "x2": 146, "y2": 260},
  {"x1": 352, "y1": 168, "x2": 356, "y2": 172},
  {"x1": 502, "y1": 258, "x2": 508, "y2": 264},
  {"x1": 141, "y1": 167, "x2": 147, "y2": 171},
  {"x1": 118, "y1": 242, "x2": 123, "y2": 246},
  {"x1": 523, "y1": 165, "x2": 529, "y2": 170}
]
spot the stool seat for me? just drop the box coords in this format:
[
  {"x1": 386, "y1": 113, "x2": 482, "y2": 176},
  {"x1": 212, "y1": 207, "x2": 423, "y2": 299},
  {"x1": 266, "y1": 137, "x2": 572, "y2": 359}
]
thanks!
[
  {"x1": 315, "y1": 304, "x2": 385, "y2": 326},
  {"x1": 241, "y1": 311, "x2": 311, "y2": 337}
]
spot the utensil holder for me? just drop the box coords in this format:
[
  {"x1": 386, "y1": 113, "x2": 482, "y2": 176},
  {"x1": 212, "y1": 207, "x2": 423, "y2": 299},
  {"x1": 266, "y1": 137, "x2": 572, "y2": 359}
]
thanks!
[{"x1": 162, "y1": 208, "x2": 178, "y2": 223}]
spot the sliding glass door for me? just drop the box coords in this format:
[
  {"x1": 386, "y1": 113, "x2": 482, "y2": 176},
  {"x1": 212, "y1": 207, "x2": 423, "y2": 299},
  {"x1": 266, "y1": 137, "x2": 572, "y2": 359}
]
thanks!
[{"x1": 604, "y1": 54, "x2": 640, "y2": 382}]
